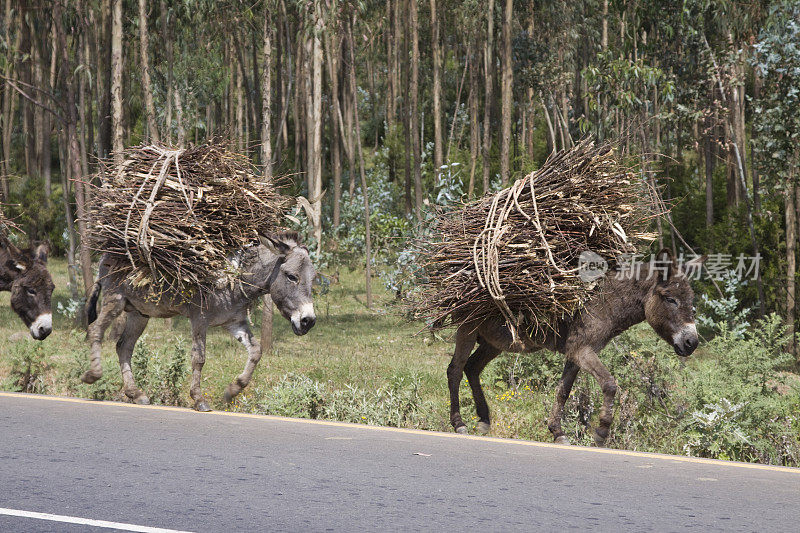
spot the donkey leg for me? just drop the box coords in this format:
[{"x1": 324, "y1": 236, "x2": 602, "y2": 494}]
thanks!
[
  {"x1": 116, "y1": 311, "x2": 150, "y2": 404},
  {"x1": 448, "y1": 326, "x2": 477, "y2": 434},
  {"x1": 82, "y1": 292, "x2": 125, "y2": 384},
  {"x1": 574, "y1": 347, "x2": 617, "y2": 446},
  {"x1": 188, "y1": 321, "x2": 211, "y2": 412},
  {"x1": 223, "y1": 319, "x2": 261, "y2": 404},
  {"x1": 547, "y1": 359, "x2": 580, "y2": 445},
  {"x1": 464, "y1": 342, "x2": 501, "y2": 435}
]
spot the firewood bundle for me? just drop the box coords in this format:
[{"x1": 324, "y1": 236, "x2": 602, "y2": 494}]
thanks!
[
  {"x1": 88, "y1": 142, "x2": 288, "y2": 296},
  {"x1": 410, "y1": 140, "x2": 660, "y2": 344},
  {"x1": 0, "y1": 207, "x2": 20, "y2": 238}
]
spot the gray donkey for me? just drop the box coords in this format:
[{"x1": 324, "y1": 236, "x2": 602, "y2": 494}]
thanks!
[
  {"x1": 447, "y1": 250, "x2": 705, "y2": 446},
  {"x1": 0, "y1": 236, "x2": 54, "y2": 340},
  {"x1": 82, "y1": 231, "x2": 316, "y2": 411}
]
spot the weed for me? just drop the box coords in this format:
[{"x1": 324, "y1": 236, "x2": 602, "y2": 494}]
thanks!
[{"x1": 2, "y1": 341, "x2": 49, "y2": 393}]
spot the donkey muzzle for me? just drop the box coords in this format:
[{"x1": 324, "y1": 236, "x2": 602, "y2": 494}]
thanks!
[
  {"x1": 30, "y1": 313, "x2": 52, "y2": 341},
  {"x1": 672, "y1": 323, "x2": 698, "y2": 356},
  {"x1": 291, "y1": 303, "x2": 316, "y2": 336}
]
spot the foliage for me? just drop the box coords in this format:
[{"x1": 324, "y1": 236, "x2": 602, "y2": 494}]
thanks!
[
  {"x1": 1, "y1": 341, "x2": 50, "y2": 394},
  {"x1": 697, "y1": 270, "x2": 752, "y2": 339},
  {"x1": 131, "y1": 335, "x2": 190, "y2": 406},
  {"x1": 6, "y1": 180, "x2": 67, "y2": 255},
  {"x1": 752, "y1": 1, "x2": 800, "y2": 190},
  {"x1": 234, "y1": 372, "x2": 435, "y2": 429},
  {"x1": 683, "y1": 398, "x2": 752, "y2": 461}
]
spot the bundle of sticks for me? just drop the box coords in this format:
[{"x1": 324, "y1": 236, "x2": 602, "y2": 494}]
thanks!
[
  {"x1": 0, "y1": 207, "x2": 20, "y2": 237},
  {"x1": 89, "y1": 142, "x2": 288, "y2": 296},
  {"x1": 410, "y1": 139, "x2": 660, "y2": 344}
]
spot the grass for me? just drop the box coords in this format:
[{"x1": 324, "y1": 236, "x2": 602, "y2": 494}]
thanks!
[{"x1": 1, "y1": 257, "x2": 798, "y2": 465}]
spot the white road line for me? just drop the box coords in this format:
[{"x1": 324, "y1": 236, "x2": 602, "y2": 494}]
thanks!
[{"x1": 0, "y1": 507, "x2": 193, "y2": 533}]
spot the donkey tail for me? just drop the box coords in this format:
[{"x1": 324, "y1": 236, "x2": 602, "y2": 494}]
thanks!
[{"x1": 86, "y1": 281, "x2": 102, "y2": 325}]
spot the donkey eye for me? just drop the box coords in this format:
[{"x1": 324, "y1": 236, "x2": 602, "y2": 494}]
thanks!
[
  {"x1": 26, "y1": 288, "x2": 36, "y2": 296},
  {"x1": 665, "y1": 296, "x2": 678, "y2": 306},
  {"x1": 286, "y1": 273, "x2": 299, "y2": 283}
]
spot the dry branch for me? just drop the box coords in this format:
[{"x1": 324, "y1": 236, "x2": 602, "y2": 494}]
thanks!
[
  {"x1": 88, "y1": 142, "x2": 288, "y2": 297},
  {"x1": 409, "y1": 139, "x2": 660, "y2": 345}
]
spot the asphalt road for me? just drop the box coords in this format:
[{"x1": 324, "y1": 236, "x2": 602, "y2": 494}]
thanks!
[{"x1": 0, "y1": 392, "x2": 798, "y2": 532}]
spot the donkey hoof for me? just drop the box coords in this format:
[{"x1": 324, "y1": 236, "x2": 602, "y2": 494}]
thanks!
[
  {"x1": 592, "y1": 430, "x2": 608, "y2": 447},
  {"x1": 194, "y1": 400, "x2": 212, "y2": 412},
  {"x1": 476, "y1": 421, "x2": 491, "y2": 435},
  {"x1": 455, "y1": 425, "x2": 469, "y2": 435},
  {"x1": 554, "y1": 435, "x2": 571, "y2": 445},
  {"x1": 134, "y1": 395, "x2": 150, "y2": 405},
  {"x1": 223, "y1": 386, "x2": 241, "y2": 405},
  {"x1": 80, "y1": 371, "x2": 102, "y2": 384}
]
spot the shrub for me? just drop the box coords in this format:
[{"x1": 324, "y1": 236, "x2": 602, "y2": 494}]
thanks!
[
  {"x1": 2, "y1": 341, "x2": 50, "y2": 394},
  {"x1": 237, "y1": 373, "x2": 436, "y2": 429},
  {"x1": 131, "y1": 335, "x2": 190, "y2": 406}
]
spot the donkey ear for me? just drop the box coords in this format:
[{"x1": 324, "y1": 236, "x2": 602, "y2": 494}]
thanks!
[
  {"x1": 32, "y1": 243, "x2": 49, "y2": 263},
  {"x1": 259, "y1": 233, "x2": 292, "y2": 256},
  {"x1": 655, "y1": 248, "x2": 675, "y2": 283},
  {"x1": 684, "y1": 254, "x2": 707, "y2": 268},
  {"x1": 5, "y1": 259, "x2": 26, "y2": 273},
  {"x1": 0, "y1": 233, "x2": 21, "y2": 257}
]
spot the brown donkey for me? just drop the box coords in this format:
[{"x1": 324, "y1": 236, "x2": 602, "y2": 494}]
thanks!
[
  {"x1": 447, "y1": 250, "x2": 705, "y2": 446},
  {"x1": 0, "y1": 236, "x2": 54, "y2": 340},
  {"x1": 82, "y1": 232, "x2": 316, "y2": 411}
]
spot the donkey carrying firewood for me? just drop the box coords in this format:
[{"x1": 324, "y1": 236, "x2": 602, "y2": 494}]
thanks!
[
  {"x1": 82, "y1": 231, "x2": 316, "y2": 411},
  {"x1": 447, "y1": 250, "x2": 705, "y2": 446}
]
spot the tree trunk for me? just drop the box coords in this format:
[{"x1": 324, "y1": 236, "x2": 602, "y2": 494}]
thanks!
[
  {"x1": 347, "y1": 18, "x2": 372, "y2": 308},
  {"x1": 254, "y1": 10, "x2": 274, "y2": 355},
  {"x1": 482, "y1": 0, "x2": 495, "y2": 193},
  {"x1": 293, "y1": 29, "x2": 304, "y2": 173},
  {"x1": 401, "y1": 0, "x2": 411, "y2": 214},
  {"x1": 111, "y1": 0, "x2": 124, "y2": 162},
  {"x1": 468, "y1": 41, "x2": 479, "y2": 198},
  {"x1": 386, "y1": 0, "x2": 398, "y2": 137},
  {"x1": 19, "y1": 3, "x2": 34, "y2": 177},
  {"x1": 161, "y1": 1, "x2": 173, "y2": 142},
  {"x1": 324, "y1": 29, "x2": 344, "y2": 227},
  {"x1": 32, "y1": 30, "x2": 44, "y2": 182},
  {"x1": 1, "y1": 0, "x2": 19, "y2": 198},
  {"x1": 174, "y1": 86, "x2": 185, "y2": 146},
  {"x1": 704, "y1": 121, "x2": 715, "y2": 228},
  {"x1": 786, "y1": 185, "x2": 796, "y2": 355},
  {"x1": 499, "y1": 0, "x2": 512, "y2": 185},
  {"x1": 261, "y1": 12, "x2": 273, "y2": 176},
  {"x1": 309, "y1": 2, "x2": 324, "y2": 253},
  {"x1": 138, "y1": 0, "x2": 159, "y2": 142},
  {"x1": 410, "y1": 0, "x2": 422, "y2": 221},
  {"x1": 236, "y1": 50, "x2": 244, "y2": 151},
  {"x1": 445, "y1": 54, "x2": 469, "y2": 165},
  {"x1": 251, "y1": 26, "x2": 262, "y2": 155},
  {"x1": 42, "y1": 27, "x2": 57, "y2": 197},
  {"x1": 430, "y1": 0, "x2": 443, "y2": 176},
  {"x1": 53, "y1": 1, "x2": 94, "y2": 301},
  {"x1": 98, "y1": 0, "x2": 112, "y2": 158}
]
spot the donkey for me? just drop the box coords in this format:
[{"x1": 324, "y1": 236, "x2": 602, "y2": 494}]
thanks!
[
  {"x1": 447, "y1": 250, "x2": 705, "y2": 446},
  {"x1": 82, "y1": 231, "x2": 316, "y2": 411},
  {"x1": 0, "y1": 236, "x2": 54, "y2": 340}
]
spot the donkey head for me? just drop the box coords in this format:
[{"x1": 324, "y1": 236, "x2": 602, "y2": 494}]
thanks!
[
  {"x1": 0, "y1": 237, "x2": 54, "y2": 340},
  {"x1": 643, "y1": 249, "x2": 705, "y2": 356},
  {"x1": 259, "y1": 231, "x2": 317, "y2": 336}
]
